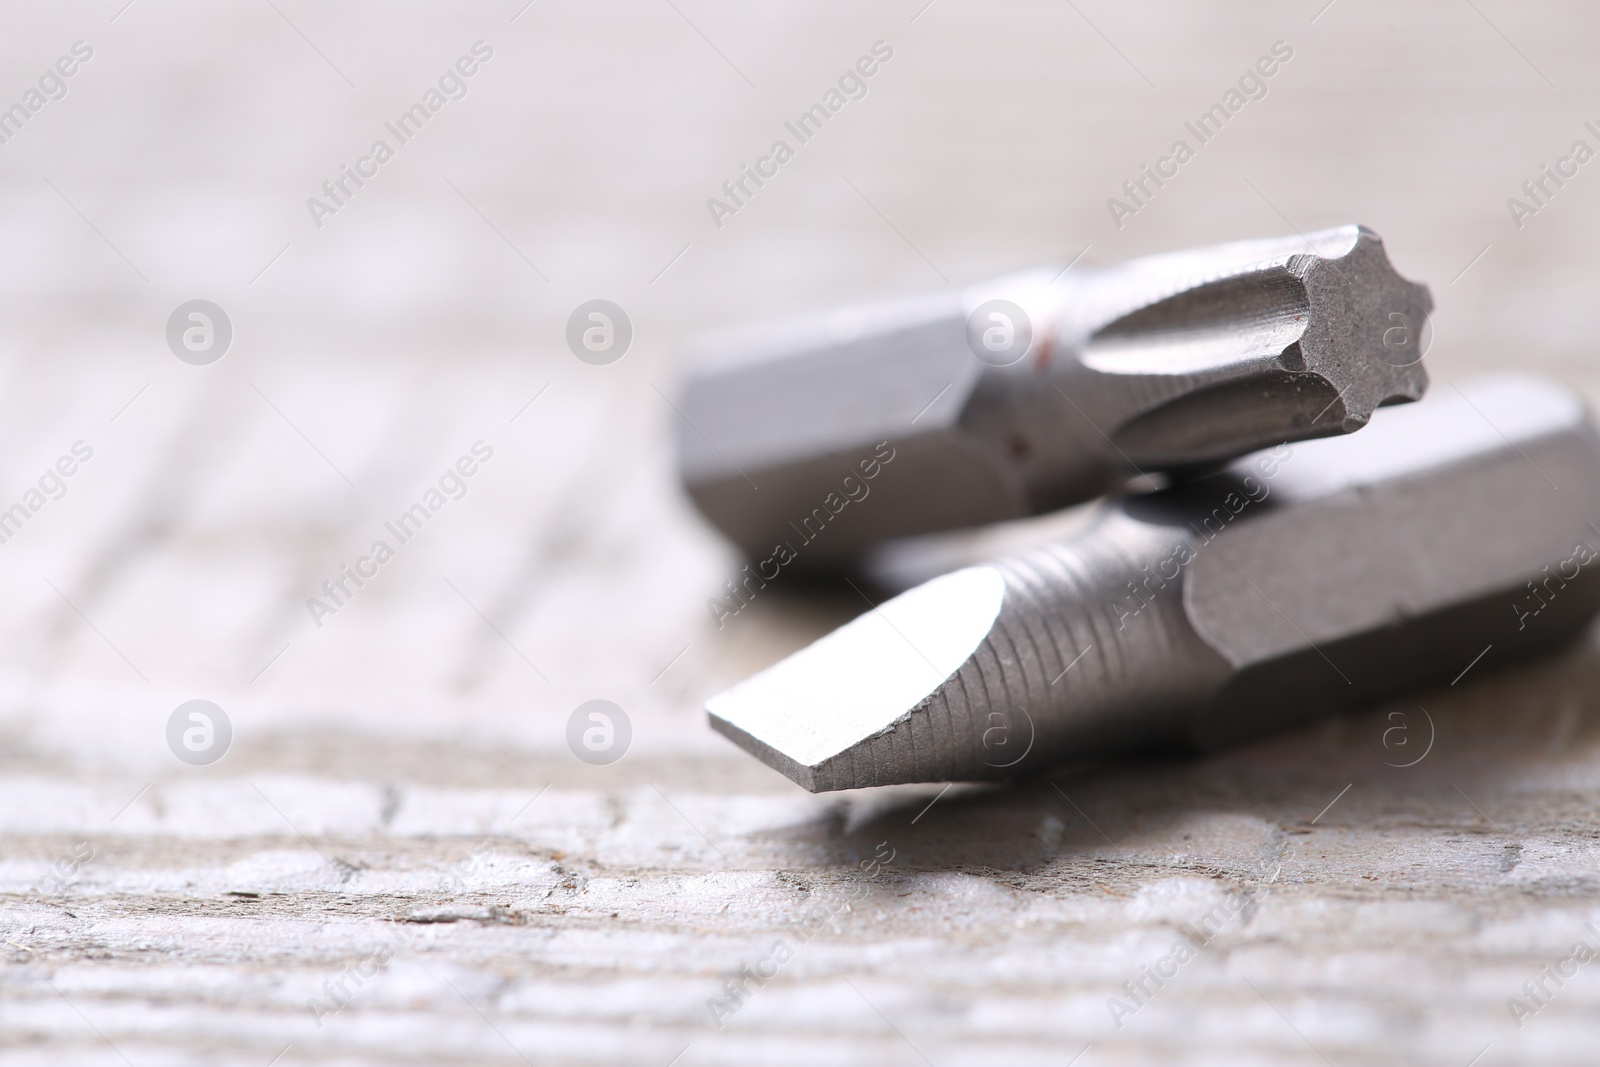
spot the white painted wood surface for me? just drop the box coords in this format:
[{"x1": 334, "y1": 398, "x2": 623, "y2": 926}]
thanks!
[{"x1": 2, "y1": 1, "x2": 1600, "y2": 1063}]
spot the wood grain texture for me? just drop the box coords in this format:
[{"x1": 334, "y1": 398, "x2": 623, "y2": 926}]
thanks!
[{"x1": 2, "y1": 1, "x2": 1600, "y2": 1063}]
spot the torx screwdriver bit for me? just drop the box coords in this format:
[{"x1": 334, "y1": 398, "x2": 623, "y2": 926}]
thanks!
[
  {"x1": 677, "y1": 224, "x2": 1433, "y2": 569},
  {"x1": 707, "y1": 372, "x2": 1600, "y2": 792}
]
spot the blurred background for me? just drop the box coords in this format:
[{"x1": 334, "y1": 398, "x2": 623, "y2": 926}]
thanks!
[
  {"x1": 3, "y1": 0, "x2": 1594, "y2": 771},
  {"x1": 3, "y1": 1, "x2": 1600, "y2": 1064}
]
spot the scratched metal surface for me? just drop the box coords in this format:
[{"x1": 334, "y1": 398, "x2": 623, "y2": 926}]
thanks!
[{"x1": 2, "y1": 1, "x2": 1600, "y2": 1064}]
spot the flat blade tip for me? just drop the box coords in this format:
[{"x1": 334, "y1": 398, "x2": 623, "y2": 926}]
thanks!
[{"x1": 703, "y1": 566, "x2": 1008, "y2": 790}]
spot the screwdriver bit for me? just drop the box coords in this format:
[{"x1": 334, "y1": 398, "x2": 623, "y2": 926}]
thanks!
[
  {"x1": 707, "y1": 372, "x2": 1600, "y2": 792},
  {"x1": 677, "y1": 224, "x2": 1432, "y2": 568}
]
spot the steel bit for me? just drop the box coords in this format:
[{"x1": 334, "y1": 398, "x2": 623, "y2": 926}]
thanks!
[
  {"x1": 677, "y1": 224, "x2": 1433, "y2": 568},
  {"x1": 707, "y1": 372, "x2": 1600, "y2": 792}
]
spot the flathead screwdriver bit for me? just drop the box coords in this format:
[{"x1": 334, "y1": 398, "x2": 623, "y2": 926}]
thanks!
[
  {"x1": 677, "y1": 224, "x2": 1433, "y2": 569},
  {"x1": 707, "y1": 372, "x2": 1600, "y2": 792}
]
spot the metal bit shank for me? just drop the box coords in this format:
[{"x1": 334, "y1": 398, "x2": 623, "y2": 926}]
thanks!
[
  {"x1": 708, "y1": 373, "x2": 1600, "y2": 791},
  {"x1": 678, "y1": 225, "x2": 1432, "y2": 567}
]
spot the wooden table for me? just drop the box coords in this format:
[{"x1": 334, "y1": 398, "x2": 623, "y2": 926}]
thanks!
[{"x1": 3, "y1": 1, "x2": 1599, "y2": 1063}]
